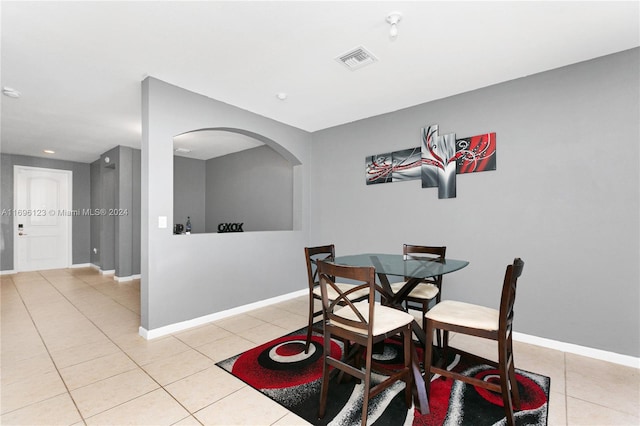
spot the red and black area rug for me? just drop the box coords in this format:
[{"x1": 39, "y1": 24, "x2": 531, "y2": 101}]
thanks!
[{"x1": 216, "y1": 326, "x2": 550, "y2": 425}]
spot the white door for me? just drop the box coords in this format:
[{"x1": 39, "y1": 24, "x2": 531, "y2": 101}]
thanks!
[{"x1": 14, "y1": 166, "x2": 72, "y2": 271}]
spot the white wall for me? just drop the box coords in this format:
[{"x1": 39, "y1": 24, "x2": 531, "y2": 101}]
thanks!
[
  {"x1": 309, "y1": 49, "x2": 639, "y2": 357},
  {"x1": 141, "y1": 77, "x2": 311, "y2": 331}
]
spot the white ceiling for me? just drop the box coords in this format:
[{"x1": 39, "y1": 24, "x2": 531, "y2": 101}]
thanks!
[
  {"x1": 1, "y1": 1, "x2": 638, "y2": 163},
  {"x1": 173, "y1": 129, "x2": 264, "y2": 160}
]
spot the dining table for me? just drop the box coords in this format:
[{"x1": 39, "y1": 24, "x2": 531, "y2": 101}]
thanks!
[{"x1": 332, "y1": 253, "x2": 469, "y2": 414}]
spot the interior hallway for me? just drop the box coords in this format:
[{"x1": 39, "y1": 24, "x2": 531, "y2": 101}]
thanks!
[{"x1": 1, "y1": 268, "x2": 638, "y2": 425}]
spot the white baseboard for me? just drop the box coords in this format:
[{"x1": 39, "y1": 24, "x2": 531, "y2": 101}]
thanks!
[
  {"x1": 90, "y1": 263, "x2": 139, "y2": 281},
  {"x1": 138, "y1": 290, "x2": 638, "y2": 369},
  {"x1": 512, "y1": 331, "x2": 639, "y2": 369},
  {"x1": 115, "y1": 274, "x2": 141, "y2": 282},
  {"x1": 139, "y1": 289, "x2": 307, "y2": 340},
  {"x1": 3, "y1": 264, "x2": 92, "y2": 274}
]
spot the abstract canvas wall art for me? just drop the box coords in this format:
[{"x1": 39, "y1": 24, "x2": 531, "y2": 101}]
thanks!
[
  {"x1": 365, "y1": 153, "x2": 393, "y2": 184},
  {"x1": 366, "y1": 124, "x2": 496, "y2": 198},
  {"x1": 455, "y1": 132, "x2": 497, "y2": 174},
  {"x1": 392, "y1": 147, "x2": 422, "y2": 182}
]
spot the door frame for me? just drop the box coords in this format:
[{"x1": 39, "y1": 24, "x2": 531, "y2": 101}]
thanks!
[{"x1": 13, "y1": 165, "x2": 73, "y2": 272}]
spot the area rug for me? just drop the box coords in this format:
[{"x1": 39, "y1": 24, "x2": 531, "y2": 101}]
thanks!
[{"x1": 216, "y1": 325, "x2": 550, "y2": 426}]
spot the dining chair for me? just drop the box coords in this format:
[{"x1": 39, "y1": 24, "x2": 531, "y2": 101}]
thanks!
[
  {"x1": 390, "y1": 244, "x2": 446, "y2": 344},
  {"x1": 423, "y1": 258, "x2": 525, "y2": 426},
  {"x1": 316, "y1": 260, "x2": 415, "y2": 426},
  {"x1": 304, "y1": 245, "x2": 369, "y2": 353}
]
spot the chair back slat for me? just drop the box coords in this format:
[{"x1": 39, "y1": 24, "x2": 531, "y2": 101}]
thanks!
[
  {"x1": 305, "y1": 245, "x2": 336, "y2": 289},
  {"x1": 317, "y1": 260, "x2": 375, "y2": 334},
  {"x1": 403, "y1": 244, "x2": 446, "y2": 284},
  {"x1": 403, "y1": 244, "x2": 446, "y2": 260}
]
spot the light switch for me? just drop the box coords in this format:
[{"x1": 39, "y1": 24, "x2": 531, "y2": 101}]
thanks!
[{"x1": 158, "y1": 216, "x2": 167, "y2": 229}]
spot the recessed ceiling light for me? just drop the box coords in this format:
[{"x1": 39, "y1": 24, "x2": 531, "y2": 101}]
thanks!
[
  {"x1": 43, "y1": 149, "x2": 55, "y2": 154},
  {"x1": 175, "y1": 148, "x2": 192, "y2": 153},
  {"x1": 276, "y1": 92, "x2": 288, "y2": 100},
  {"x1": 2, "y1": 87, "x2": 21, "y2": 98}
]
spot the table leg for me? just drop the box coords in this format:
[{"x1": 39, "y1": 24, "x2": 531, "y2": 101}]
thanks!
[
  {"x1": 374, "y1": 271, "x2": 430, "y2": 414},
  {"x1": 411, "y1": 341, "x2": 429, "y2": 414}
]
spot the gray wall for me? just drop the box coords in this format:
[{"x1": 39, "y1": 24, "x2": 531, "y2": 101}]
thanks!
[
  {"x1": 0, "y1": 150, "x2": 140, "y2": 277},
  {"x1": 173, "y1": 146, "x2": 293, "y2": 234},
  {"x1": 205, "y1": 145, "x2": 293, "y2": 232},
  {"x1": 309, "y1": 48, "x2": 639, "y2": 357},
  {"x1": 90, "y1": 160, "x2": 101, "y2": 267},
  {"x1": 142, "y1": 77, "x2": 311, "y2": 331},
  {"x1": 89, "y1": 146, "x2": 141, "y2": 277},
  {"x1": 131, "y1": 147, "x2": 141, "y2": 276},
  {"x1": 173, "y1": 156, "x2": 206, "y2": 233},
  {"x1": 0, "y1": 154, "x2": 91, "y2": 270},
  {"x1": 99, "y1": 148, "x2": 117, "y2": 272},
  {"x1": 115, "y1": 146, "x2": 139, "y2": 277}
]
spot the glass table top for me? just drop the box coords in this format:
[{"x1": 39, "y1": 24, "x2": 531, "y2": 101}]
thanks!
[{"x1": 333, "y1": 253, "x2": 469, "y2": 279}]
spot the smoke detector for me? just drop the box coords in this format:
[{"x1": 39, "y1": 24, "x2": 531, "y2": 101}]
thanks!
[{"x1": 335, "y1": 46, "x2": 378, "y2": 71}]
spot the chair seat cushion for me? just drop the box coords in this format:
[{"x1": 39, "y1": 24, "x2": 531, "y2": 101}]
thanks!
[
  {"x1": 333, "y1": 301, "x2": 414, "y2": 336},
  {"x1": 425, "y1": 300, "x2": 499, "y2": 331},
  {"x1": 390, "y1": 282, "x2": 439, "y2": 300},
  {"x1": 313, "y1": 283, "x2": 369, "y2": 301}
]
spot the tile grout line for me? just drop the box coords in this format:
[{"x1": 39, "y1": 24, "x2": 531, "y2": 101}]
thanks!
[
  {"x1": 563, "y1": 351, "x2": 568, "y2": 425},
  {"x1": 8, "y1": 271, "x2": 154, "y2": 423},
  {"x1": 44, "y1": 273, "x2": 199, "y2": 423},
  {"x1": 5, "y1": 272, "x2": 88, "y2": 425},
  {"x1": 40, "y1": 271, "x2": 209, "y2": 424},
  {"x1": 4, "y1": 271, "x2": 272, "y2": 425}
]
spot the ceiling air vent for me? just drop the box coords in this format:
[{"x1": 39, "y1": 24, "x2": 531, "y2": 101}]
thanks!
[{"x1": 336, "y1": 46, "x2": 378, "y2": 71}]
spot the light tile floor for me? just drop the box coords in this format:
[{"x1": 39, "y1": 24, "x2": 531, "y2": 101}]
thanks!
[{"x1": 1, "y1": 268, "x2": 638, "y2": 425}]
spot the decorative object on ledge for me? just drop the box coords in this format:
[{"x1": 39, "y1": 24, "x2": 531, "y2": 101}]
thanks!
[
  {"x1": 366, "y1": 124, "x2": 496, "y2": 199},
  {"x1": 218, "y1": 223, "x2": 244, "y2": 233}
]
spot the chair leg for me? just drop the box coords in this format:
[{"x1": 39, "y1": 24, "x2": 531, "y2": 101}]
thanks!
[
  {"x1": 423, "y1": 301, "x2": 442, "y2": 348},
  {"x1": 498, "y1": 338, "x2": 515, "y2": 426},
  {"x1": 361, "y1": 341, "x2": 373, "y2": 426},
  {"x1": 305, "y1": 296, "x2": 314, "y2": 353},
  {"x1": 306, "y1": 296, "x2": 320, "y2": 354},
  {"x1": 318, "y1": 331, "x2": 332, "y2": 419},
  {"x1": 440, "y1": 329, "x2": 449, "y2": 369},
  {"x1": 304, "y1": 322, "x2": 313, "y2": 354},
  {"x1": 508, "y1": 336, "x2": 521, "y2": 410},
  {"x1": 403, "y1": 326, "x2": 413, "y2": 408},
  {"x1": 434, "y1": 293, "x2": 443, "y2": 348},
  {"x1": 424, "y1": 319, "x2": 435, "y2": 397},
  {"x1": 508, "y1": 361, "x2": 521, "y2": 411},
  {"x1": 421, "y1": 302, "x2": 428, "y2": 343}
]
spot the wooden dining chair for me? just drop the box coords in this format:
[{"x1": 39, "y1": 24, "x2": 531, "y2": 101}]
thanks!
[
  {"x1": 423, "y1": 258, "x2": 525, "y2": 426},
  {"x1": 317, "y1": 260, "x2": 415, "y2": 426},
  {"x1": 390, "y1": 245, "x2": 446, "y2": 344},
  {"x1": 304, "y1": 245, "x2": 369, "y2": 353}
]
